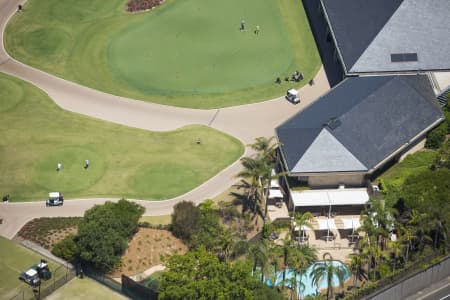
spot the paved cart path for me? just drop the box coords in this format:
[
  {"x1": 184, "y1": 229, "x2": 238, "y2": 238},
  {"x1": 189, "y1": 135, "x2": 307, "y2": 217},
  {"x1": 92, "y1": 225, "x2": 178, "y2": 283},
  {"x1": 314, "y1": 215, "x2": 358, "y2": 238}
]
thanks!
[{"x1": 0, "y1": 0, "x2": 330, "y2": 239}]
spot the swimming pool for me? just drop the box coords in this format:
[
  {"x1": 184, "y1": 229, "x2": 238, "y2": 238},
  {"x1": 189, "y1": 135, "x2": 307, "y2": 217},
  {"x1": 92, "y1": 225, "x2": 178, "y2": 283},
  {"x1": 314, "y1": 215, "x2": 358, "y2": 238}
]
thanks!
[{"x1": 266, "y1": 261, "x2": 350, "y2": 297}]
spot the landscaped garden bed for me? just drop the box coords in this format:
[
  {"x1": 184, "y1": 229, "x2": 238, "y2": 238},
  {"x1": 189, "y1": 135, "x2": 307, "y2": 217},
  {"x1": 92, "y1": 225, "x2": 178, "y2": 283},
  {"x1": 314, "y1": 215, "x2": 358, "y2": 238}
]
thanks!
[
  {"x1": 110, "y1": 227, "x2": 187, "y2": 277},
  {"x1": 17, "y1": 217, "x2": 81, "y2": 250}
]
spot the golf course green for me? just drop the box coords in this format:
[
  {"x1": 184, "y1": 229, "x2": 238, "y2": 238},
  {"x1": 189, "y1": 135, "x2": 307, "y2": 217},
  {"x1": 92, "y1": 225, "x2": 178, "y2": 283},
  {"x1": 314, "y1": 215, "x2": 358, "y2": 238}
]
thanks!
[
  {"x1": 5, "y1": 0, "x2": 320, "y2": 108},
  {"x1": 0, "y1": 73, "x2": 243, "y2": 201}
]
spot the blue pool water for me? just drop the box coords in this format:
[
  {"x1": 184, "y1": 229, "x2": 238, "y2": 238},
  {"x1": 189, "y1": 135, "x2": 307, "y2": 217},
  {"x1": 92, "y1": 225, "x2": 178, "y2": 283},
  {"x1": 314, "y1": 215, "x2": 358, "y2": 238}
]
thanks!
[{"x1": 265, "y1": 261, "x2": 349, "y2": 297}]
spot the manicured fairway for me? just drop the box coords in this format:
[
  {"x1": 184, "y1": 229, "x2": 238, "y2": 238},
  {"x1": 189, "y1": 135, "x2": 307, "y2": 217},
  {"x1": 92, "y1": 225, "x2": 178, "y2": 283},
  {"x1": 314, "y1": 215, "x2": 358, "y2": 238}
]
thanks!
[
  {"x1": 0, "y1": 73, "x2": 243, "y2": 201},
  {"x1": 46, "y1": 278, "x2": 129, "y2": 300},
  {"x1": 0, "y1": 236, "x2": 63, "y2": 300},
  {"x1": 5, "y1": 0, "x2": 320, "y2": 108}
]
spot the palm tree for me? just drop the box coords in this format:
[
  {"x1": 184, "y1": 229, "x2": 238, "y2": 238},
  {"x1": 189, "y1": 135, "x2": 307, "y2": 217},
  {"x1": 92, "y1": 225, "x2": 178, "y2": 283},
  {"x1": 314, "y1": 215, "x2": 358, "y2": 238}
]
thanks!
[
  {"x1": 387, "y1": 239, "x2": 403, "y2": 273},
  {"x1": 248, "y1": 241, "x2": 268, "y2": 281},
  {"x1": 348, "y1": 253, "x2": 367, "y2": 288},
  {"x1": 288, "y1": 245, "x2": 318, "y2": 300},
  {"x1": 294, "y1": 212, "x2": 313, "y2": 242},
  {"x1": 237, "y1": 156, "x2": 270, "y2": 215},
  {"x1": 310, "y1": 253, "x2": 346, "y2": 300},
  {"x1": 400, "y1": 225, "x2": 415, "y2": 265},
  {"x1": 279, "y1": 235, "x2": 294, "y2": 288},
  {"x1": 249, "y1": 136, "x2": 279, "y2": 164},
  {"x1": 265, "y1": 244, "x2": 281, "y2": 287},
  {"x1": 406, "y1": 209, "x2": 431, "y2": 252}
]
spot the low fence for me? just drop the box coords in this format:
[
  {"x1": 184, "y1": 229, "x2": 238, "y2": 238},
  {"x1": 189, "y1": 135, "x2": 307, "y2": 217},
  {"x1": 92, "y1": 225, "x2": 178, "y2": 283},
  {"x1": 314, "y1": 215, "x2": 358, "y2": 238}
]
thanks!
[
  {"x1": 122, "y1": 274, "x2": 158, "y2": 300},
  {"x1": 362, "y1": 255, "x2": 450, "y2": 300},
  {"x1": 9, "y1": 263, "x2": 75, "y2": 300},
  {"x1": 82, "y1": 265, "x2": 123, "y2": 295}
]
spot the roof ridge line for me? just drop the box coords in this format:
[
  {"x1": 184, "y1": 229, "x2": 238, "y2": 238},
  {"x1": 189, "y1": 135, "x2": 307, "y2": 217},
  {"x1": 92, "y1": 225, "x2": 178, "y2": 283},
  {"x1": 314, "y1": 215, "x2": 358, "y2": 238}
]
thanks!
[{"x1": 349, "y1": 0, "x2": 405, "y2": 73}]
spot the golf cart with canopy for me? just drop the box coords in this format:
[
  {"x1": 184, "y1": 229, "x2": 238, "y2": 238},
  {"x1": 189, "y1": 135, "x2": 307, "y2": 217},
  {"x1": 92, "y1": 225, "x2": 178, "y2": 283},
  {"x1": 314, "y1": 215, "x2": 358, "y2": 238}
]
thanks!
[
  {"x1": 46, "y1": 192, "x2": 64, "y2": 206},
  {"x1": 285, "y1": 89, "x2": 300, "y2": 104},
  {"x1": 19, "y1": 268, "x2": 41, "y2": 287}
]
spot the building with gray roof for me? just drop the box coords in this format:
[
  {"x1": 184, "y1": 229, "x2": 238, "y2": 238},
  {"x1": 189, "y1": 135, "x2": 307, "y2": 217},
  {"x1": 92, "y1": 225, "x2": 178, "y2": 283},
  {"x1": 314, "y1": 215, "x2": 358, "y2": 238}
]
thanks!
[
  {"x1": 276, "y1": 75, "x2": 443, "y2": 187},
  {"x1": 320, "y1": 0, "x2": 450, "y2": 75}
]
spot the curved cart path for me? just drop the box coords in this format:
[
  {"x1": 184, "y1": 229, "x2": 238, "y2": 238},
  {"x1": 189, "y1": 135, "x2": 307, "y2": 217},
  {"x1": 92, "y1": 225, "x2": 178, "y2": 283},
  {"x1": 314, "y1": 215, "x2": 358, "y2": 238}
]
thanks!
[{"x1": 0, "y1": 0, "x2": 330, "y2": 239}]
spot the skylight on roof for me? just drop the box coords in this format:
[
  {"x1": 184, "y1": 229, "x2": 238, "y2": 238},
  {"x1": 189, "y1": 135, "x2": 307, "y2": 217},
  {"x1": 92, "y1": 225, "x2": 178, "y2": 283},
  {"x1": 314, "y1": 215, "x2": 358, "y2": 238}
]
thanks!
[{"x1": 391, "y1": 53, "x2": 418, "y2": 63}]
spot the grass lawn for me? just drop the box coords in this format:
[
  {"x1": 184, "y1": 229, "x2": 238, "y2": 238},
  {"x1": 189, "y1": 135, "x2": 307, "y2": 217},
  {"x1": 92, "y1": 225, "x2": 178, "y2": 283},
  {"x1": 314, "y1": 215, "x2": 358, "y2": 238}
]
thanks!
[
  {"x1": 5, "y1": 0, "x2": 320, "y2": 108},
  {"x1": 46, "y1": 278, "x2": 129, "y2": 300},
  {"x1": 378, "y1": 150, "x2": 437, "y2": 190},
  {"x1": 0, "y1": 73, "x2": 243, "y2": 201},
  {"x1": 0, "y1": 236, "x2": 64, "y2": 300}
]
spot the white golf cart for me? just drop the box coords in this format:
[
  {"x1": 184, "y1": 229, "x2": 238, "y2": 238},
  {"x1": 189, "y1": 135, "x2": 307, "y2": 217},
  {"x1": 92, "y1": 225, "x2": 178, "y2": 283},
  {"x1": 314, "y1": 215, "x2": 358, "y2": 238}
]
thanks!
[
  {"x1": 46, "y1": 192, "x2": 64, "y2": 207},
  {"x1": 285, "y1": 89, "x2": 300, "y2": 104},
  {"x1": 19, "y1": 268, "x2": 41, "y2": 287}
]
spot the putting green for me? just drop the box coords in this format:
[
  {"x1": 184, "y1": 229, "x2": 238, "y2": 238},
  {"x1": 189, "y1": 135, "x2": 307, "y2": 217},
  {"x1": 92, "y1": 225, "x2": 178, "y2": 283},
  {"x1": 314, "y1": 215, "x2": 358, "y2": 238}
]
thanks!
[
  {"x1": 5, "y1": 0, "x2": 320, "y2": 108},
  {"x1": 0, "y1": 73, "x2": 243, "y2": 201},
  {"x1": 108, "y1": 0, "x2": 292, "y2": 94}
]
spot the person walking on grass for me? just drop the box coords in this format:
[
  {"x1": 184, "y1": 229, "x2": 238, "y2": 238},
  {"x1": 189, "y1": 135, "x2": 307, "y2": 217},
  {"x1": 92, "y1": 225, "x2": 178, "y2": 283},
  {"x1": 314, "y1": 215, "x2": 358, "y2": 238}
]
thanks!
[
  {"x1": 255, "y1": 25, "x2": 260, "y2": 35},
  {"x1": 240, "y1": 19, "x2": 245, "y2": 31}
]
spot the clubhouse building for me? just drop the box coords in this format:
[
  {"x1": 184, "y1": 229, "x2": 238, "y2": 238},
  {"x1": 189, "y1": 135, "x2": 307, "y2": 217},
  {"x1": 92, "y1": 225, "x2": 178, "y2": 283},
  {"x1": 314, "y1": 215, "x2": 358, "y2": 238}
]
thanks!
[{"x1": 273, "y1": 0, "x2": 449, "y2": 213}]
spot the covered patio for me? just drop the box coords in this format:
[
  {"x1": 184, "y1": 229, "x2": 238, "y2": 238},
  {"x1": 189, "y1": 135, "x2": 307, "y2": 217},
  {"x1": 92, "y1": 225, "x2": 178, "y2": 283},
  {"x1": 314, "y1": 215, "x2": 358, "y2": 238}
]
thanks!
[{"x1": 290, "y1": 188, "x2": 369, "y2": 216}]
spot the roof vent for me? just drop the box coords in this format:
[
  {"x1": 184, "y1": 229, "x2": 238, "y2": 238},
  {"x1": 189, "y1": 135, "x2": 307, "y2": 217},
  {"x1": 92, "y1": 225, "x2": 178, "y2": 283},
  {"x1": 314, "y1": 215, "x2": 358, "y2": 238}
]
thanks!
[
  {"x1": 325, "y1": 117, "x2": 341, "y2": 130},
  {"x1": 391, "y1": 53, "x2": 418, "y2": 63}
]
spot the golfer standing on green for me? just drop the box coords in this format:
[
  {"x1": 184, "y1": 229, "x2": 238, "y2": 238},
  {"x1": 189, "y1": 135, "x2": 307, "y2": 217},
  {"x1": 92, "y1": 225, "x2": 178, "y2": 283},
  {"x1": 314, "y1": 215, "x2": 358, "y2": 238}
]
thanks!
[{"x1": 240, "y1": 19, "x2": 245, "y2": 31}]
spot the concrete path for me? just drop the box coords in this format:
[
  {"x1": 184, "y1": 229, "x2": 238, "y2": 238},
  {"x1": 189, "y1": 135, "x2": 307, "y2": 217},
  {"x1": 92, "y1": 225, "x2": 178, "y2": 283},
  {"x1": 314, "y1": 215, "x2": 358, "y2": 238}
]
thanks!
[{"x1": 0, "y1": 0, "x2": 330, "y2": 239}]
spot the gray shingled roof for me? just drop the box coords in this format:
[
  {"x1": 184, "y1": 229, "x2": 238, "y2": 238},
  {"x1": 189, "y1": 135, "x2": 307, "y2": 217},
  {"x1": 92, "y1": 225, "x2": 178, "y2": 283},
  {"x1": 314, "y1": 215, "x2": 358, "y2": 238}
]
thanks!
[
  {"x1": 321, "y1": 0, "x2": 450, "y2": 74},
  {"x1": 276, "y1": 75, "x2": 443, "y2": 173}
]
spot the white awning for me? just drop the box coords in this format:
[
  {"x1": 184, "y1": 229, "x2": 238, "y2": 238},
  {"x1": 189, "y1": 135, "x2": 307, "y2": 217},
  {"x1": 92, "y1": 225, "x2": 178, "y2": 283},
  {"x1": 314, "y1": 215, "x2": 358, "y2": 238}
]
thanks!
[
  {"x1": 269, "y1": 189, "x2": 283, "y2": 199},
  {"x1": 294, "y1": 225, "x2": 309, "y2": 231},
  {"x1": 317, "y1": 218, "x2": 337, "y2": 230},
  {"x1": 341, "y1": 217, "x2": 361, "y2": 230},
  {"x1": 270, "y1": 179, "x2": 280, "y2": 188},
  {"x1": 291, "y1": 188, "x2": 369, "y2": 207}
]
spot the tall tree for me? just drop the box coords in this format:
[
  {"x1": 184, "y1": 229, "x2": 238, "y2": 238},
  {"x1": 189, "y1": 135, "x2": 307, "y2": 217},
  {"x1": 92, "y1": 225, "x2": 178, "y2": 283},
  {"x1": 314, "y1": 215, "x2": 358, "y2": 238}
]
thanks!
[
  {"x1": 288, "y1": 245, "x2": 317, "y2": 299},
  {"x1": 248, "y1": 241, "x2": 269, "y2": 277},
  {"x1": 249, "y1": 136, "x2": 279, "y2": 164},
  {"x1": 77, "y1": 199, "x2": 144, "y2": 271},
  {"x1": 401, "y1": 168, "x2": 450, "y2": 249},
  {"x1": 171, "y1": 201, "x2": 201, "y2": 241},
  {"x1": 159, "y1": 247, "x2": 258, "y2": 300},
  {"x1": 237, "y1": 156, "x2": 270, "y2": 216},
  {"x1": 348, "y1": 254, "x2": 367, "y2": 288},
  {"x1": 294, "y1": 212, "x2": 314, "y2": 241}
]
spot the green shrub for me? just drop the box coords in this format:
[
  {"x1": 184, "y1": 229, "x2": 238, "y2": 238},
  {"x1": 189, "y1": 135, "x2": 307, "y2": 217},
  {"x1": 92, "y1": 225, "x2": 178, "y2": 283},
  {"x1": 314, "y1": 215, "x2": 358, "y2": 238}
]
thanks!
[
  {"x1": 443, "y1": 105, "x2": 450, "y2": 134},
  {"x1": 52, "y1": 235, "x2": 79, "y2": 261},
  {"x1": 425, "y1": 122, "x2": 447, "y2": 149},
  {"x1": 171, "y1": 201, "x2": 200, "y2": 241}
]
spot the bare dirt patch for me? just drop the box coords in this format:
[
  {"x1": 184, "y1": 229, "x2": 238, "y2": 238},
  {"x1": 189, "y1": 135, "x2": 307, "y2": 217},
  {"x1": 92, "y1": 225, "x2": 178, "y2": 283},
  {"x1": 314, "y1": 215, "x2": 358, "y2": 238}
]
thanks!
[
  {"x1": 110, "y1": 227, "x2": 187, "y2": 277},
  {"x1": 126, "y1": 0, "x2": 165, "y2": 13}
]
